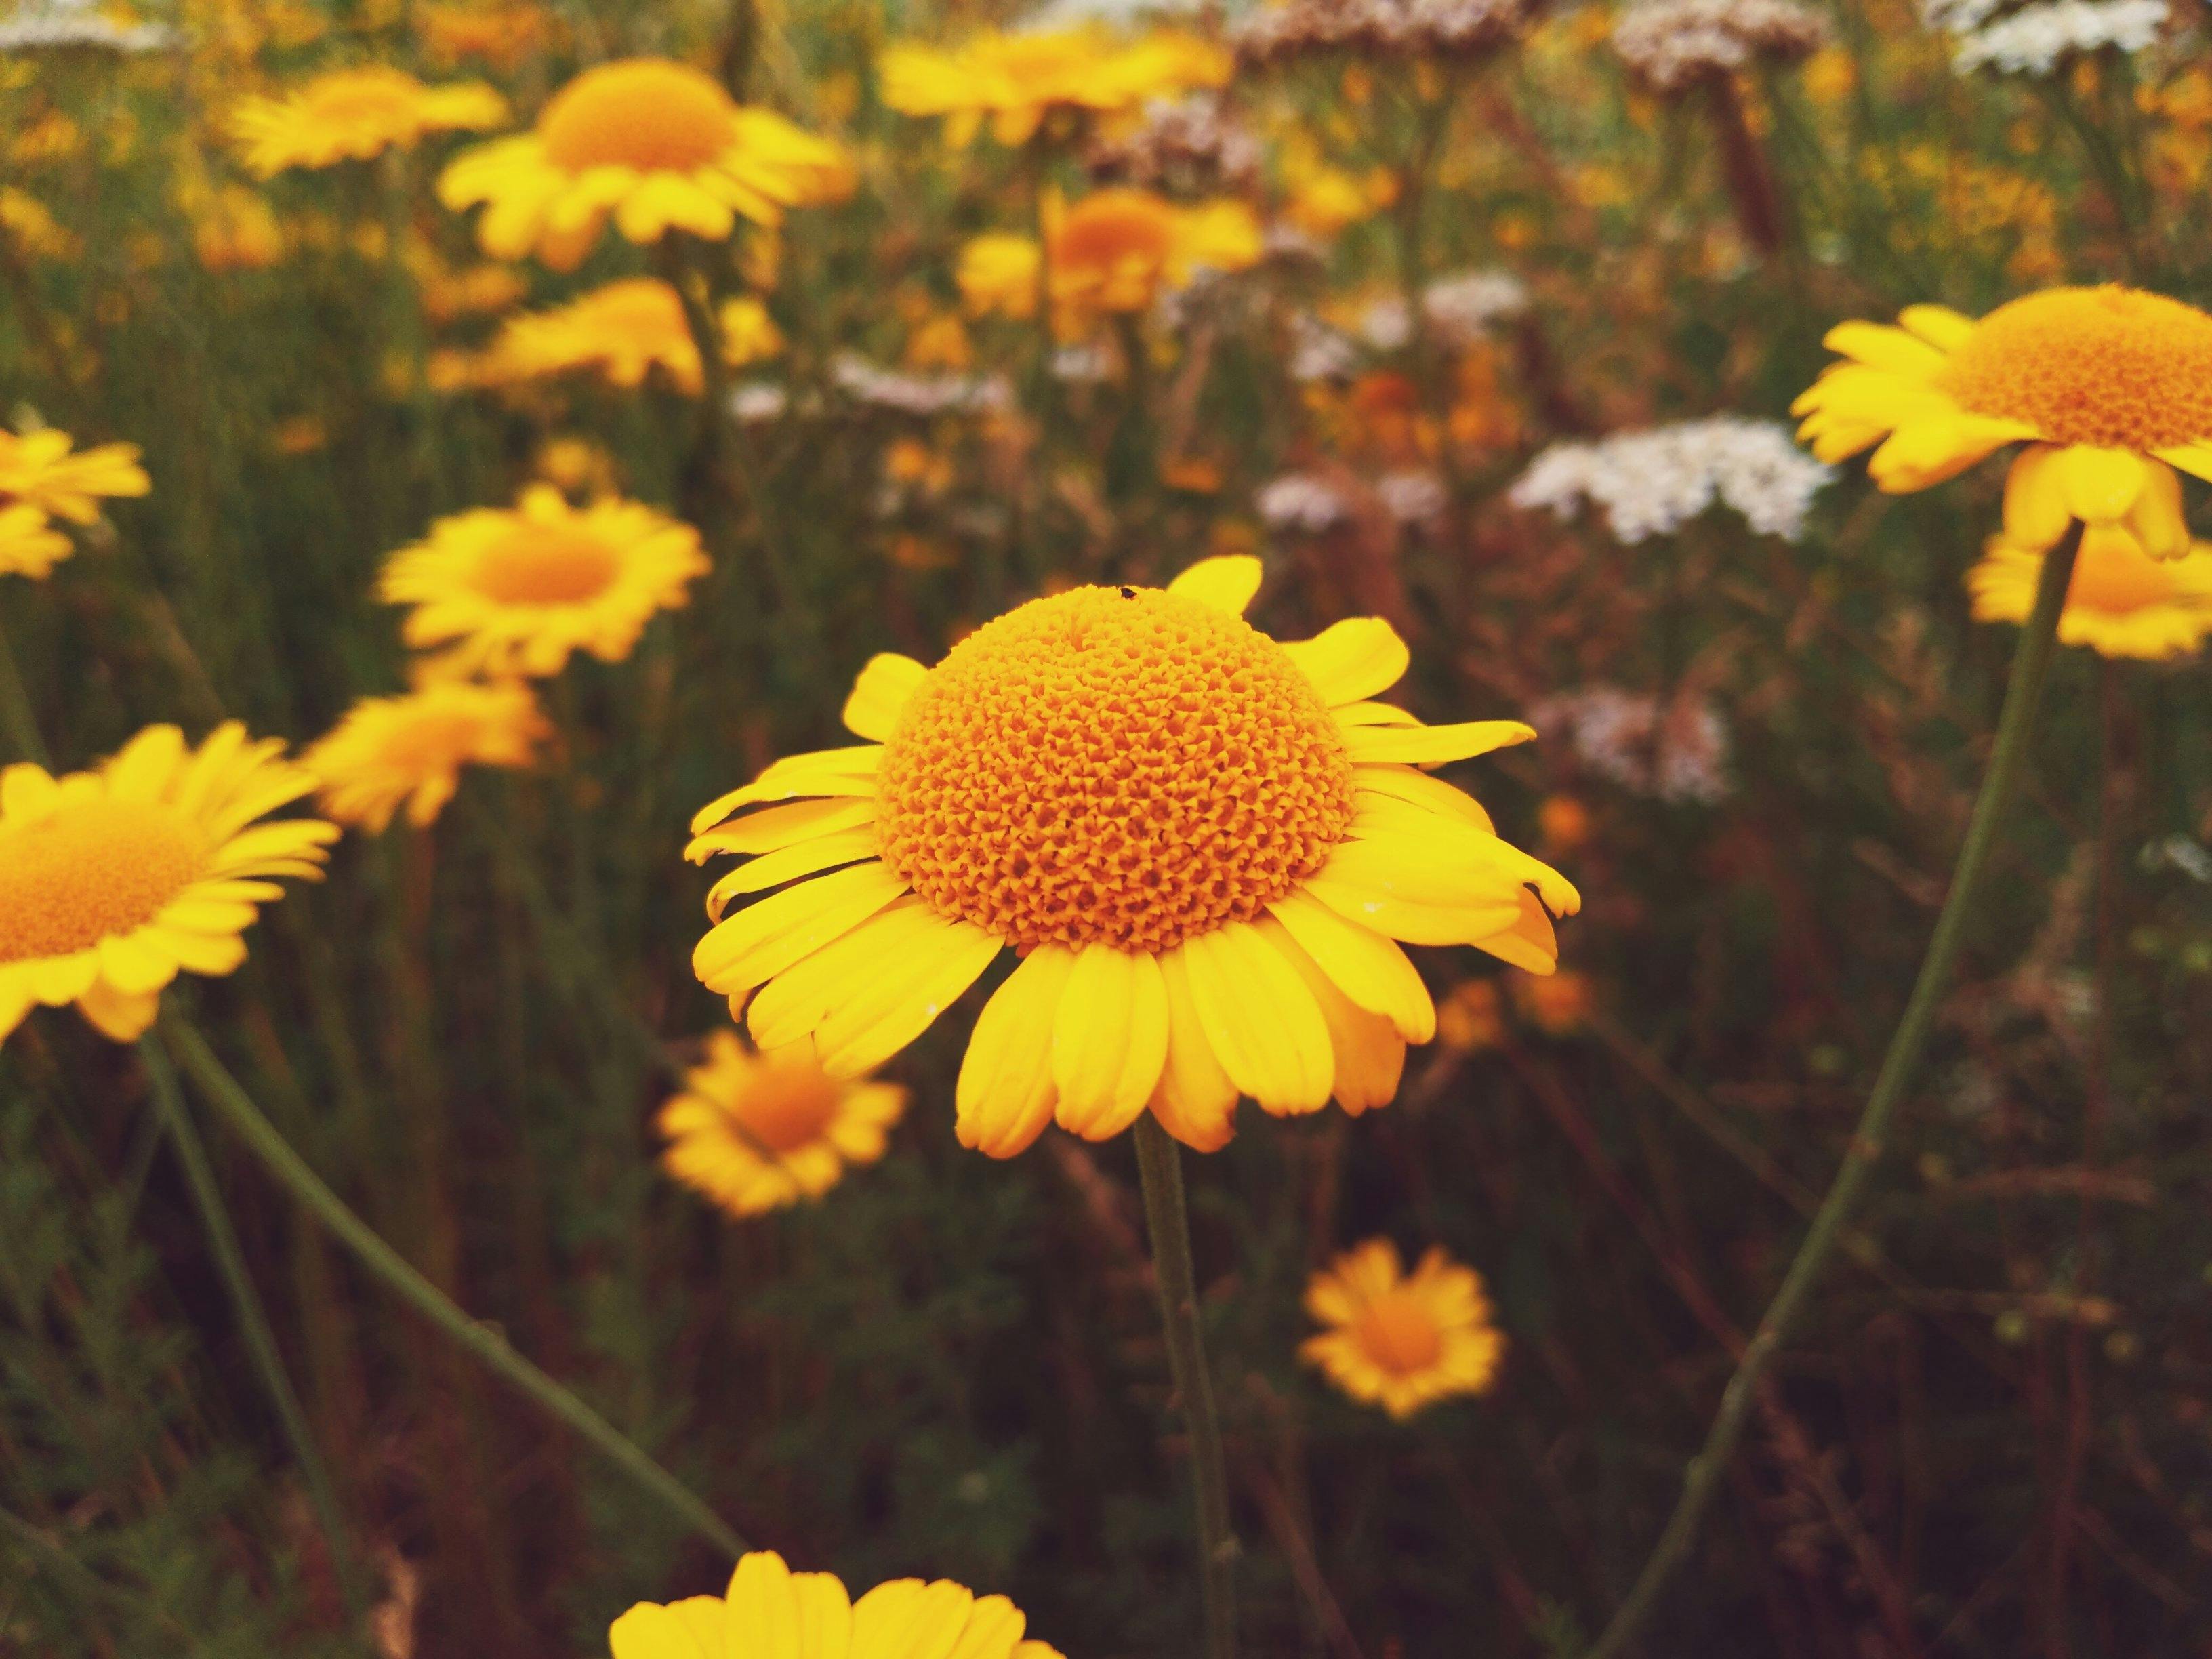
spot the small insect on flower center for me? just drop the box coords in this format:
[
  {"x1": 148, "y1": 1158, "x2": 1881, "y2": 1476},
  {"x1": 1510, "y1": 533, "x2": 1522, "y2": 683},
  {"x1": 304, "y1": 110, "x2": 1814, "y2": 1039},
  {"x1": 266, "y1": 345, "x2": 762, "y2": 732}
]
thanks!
[
  {"x1": 537, "y1": 60, "x2": 740, "y2": 174},
  {"x1": 2065, "y1": 533, "x2": 2187, "y2": 615},
  {"x1": 1353, "y1": 1290, "x2": 1445, "y2": 1375},
  {"x1": 471, "y1": 523, "x2": 621, "y2": 605},
  {"x1": 874, "y1": 585, "x2": 1356, "y2": 954},
  {"x1": 1938, "y1": 285, "x2": 2212, "y2": 451},
  {"x1": 0, "y1": 800, "x2": 205, "y2": 963},
  {"x1": 729, "y1": 1061, "x2": 845, "y2": 1154}
]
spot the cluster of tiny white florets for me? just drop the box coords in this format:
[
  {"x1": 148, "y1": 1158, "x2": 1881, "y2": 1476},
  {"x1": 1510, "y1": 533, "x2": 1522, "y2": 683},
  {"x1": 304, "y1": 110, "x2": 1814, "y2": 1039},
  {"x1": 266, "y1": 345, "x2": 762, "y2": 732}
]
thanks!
[
  {"x1": 1358, "y1": 270, "x2": 1530, "y2": 350},
  {"x1": 1529, "y1": 685, "x2": 1734, "y2": 804},
  {"x1": 1510, "y1": 417, "x2": 1832, "y2": 543},
  {"x1": 1610, "y1": 0, "x2": 1829, "y2": 91},
  {"x1": 830, "y1": 354, "x2": 1014, "y2": 417},
  {"x1": 1256, "y1": 472, "x2": 1353, "y2": 533},
  {"x1": 1231, "y1": 0, "x2": 1540, "y2": 68},
  {"x1": 0, "y1": 0, "x2": 176, "y2": 51},
  {"x1": 1923, "y1": 0, "x2": 2166, "y2": 72}
]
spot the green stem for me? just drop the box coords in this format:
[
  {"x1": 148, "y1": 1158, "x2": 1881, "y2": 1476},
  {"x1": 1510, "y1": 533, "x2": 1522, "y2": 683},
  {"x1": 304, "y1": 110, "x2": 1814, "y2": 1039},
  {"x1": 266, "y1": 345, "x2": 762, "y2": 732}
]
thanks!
[
  {"x1": 137, "y1": 1038, "x2": 365, "y2": 1622},
  {"x1": 1133, "y1": 1114, "x2": 1238, "y2": 1659},
  {"x1": 0, "y1": 611, "x2": 49, "y2": 766},
  {"x1": 1584, "y1": 525, "x2": 2081, "y2": 1659},
  {"x1": 159, "y1": 1013, "x2": 749, "y2": 1559}
]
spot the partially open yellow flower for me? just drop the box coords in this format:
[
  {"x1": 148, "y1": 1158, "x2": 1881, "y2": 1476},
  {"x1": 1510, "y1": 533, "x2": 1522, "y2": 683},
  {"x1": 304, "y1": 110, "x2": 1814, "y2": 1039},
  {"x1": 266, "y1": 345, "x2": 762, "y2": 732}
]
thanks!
[
  {"x1": 379, "y1": 486, "x2": 710, "y2": 678},
  {"x1": 880, "y1": 26, "x2": 1229, "y2": 148},
  {"x1": 0, "y1": 725, "x2": 338, "y2": 1048},
  {"x1": 687, "y1": 556, "x2": 1578, "y2": 1160},
  {"x1": 230, "y1": 66, "x2": 507, "y2": 176},
  {"x1": 487, "y1": 278, "x2": 781, "y2": 394},
  {"x1": 0, "y1": 427, "x2": 150, "y2": 525},
  {"x1": 1794, "y1": 286, "x2": 2212, "y2": 562},
  {"x1": 437, "y1": 58, "x2": 852, "y2": 270},
  {"x1": 1967, "y1": 533, "x2": 2212, "y2": 661},
  {"x1": 303, "y1": 679, "x2": 548, "y2": 832},
  {"x1": 657, "y1": 1031, "x2": 906, "y2": 1218},
  {"x1": 611, "y1": 1550, "x2": 1063, "y2": 1659},
  {"x1": 1301, "y1": 1239, "x2": 1504, "y2": 1420},
  {"x1": 961, "y1": 190, "x2": 1263, "y2": 336}
]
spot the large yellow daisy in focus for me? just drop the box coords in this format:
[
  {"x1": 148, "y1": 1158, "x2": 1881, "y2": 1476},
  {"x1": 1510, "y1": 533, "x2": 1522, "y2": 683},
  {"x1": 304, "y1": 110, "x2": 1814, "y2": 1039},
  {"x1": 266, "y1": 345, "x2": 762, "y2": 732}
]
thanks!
[
  {"x1": 1793, "y1": 286, "x2": 2212, "y2": 563},
  {"x1": 1967, "y1": 533, "x2": 2212, "y2": 661},
  {"x1": 304, "y1": 678, "x2": 549, "y2": 831},
  {"x1": 880, "y1": 26, "x2": 1229, "y2": 148},
  {"x1": 657, "y1": 1031, "x2": 906, "y2": 1218},
  {"x1": 1301, "y1": 1239, "x2": 1504, "y2": 1420},
  {"x1": 379, "y1": 486, "x2": 710, "y2": 678},
  {"x1": 0, "y1": 725, "x2": 338, "y2": 1048},
  {"x1": 231, "y1": 66, "x2": 508, "y2": 177},
  {"x1": 611, "y1": 1550, "x2": 1063, "y2": 1659},
  {"x1": 437, "y1": 58, "x2": 852, "y2": 270},
  {"x1": 686, "y1": 556, "x2": 1578, "y2": 1159}
]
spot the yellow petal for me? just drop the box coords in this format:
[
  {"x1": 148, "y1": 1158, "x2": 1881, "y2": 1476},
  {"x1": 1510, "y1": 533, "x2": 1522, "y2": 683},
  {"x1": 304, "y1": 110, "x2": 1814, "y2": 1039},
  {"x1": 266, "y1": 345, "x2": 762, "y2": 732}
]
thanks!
[
  {"x1": 96, "y1": 932, "x2": 180, "y2": 996},
  {"x1": 1266, "y1": 888, "x2": 1434, "y2": 1041},
  {"x1": 2053, "y1": 445, "x2": 2148, "y2": 523},
  {"x1": 1256, "y1": 918, "x2": 1404, "y2": 1113},
  {"x1": 1897, "y1": 304, "x2": 1976, "y2": 350},
  {"x1": 1281, "y1": 617, "x2": 1410, "y2": 705},
  {"x1": 1149, "y1": 948, "x2": 1238, "y2": 1152},
  {"x1": 957, "y1": 945, "x2": 1076, "y2": 1158},
  {"x1": 1050, "y1": 945, "x2": 1169, "y2": 1140},
  {"x1": 75, "y1": 979, "x2": 159, "y2": 1042},
  {"x1": 1166, "y1": 554, "x2": 1263, "y2": 615},
  {"x1": 1342, "y1": 720, "x2": 1534, "y2": 768},
  {"x1": 704, "y1": 836, "x2": 882, "y2": 921},
  {"x1": 692, "y1": 862, "x2": 908, "y2": 996},
  {"x1": 806, "y1": 912, "x2": 1002, "y2": 1078},
  {"x1": 685, "y1": 797, "x2": 878, "y2": 863},
  {"x1": 842, "y1": 653, "x2": 930, "y2": 742},
  {"x1": 1353, "y1": 765, "x2": 1496, "y2": 832},
  {"x1": 2154, "y1": 441, "x2": 2212, "y2": 484},
  {"x1": 1178, "y1": 921, "x2": 1333, "y2": 1114},
  {"x1": 1822, "y1": 320, "x2": 1948, "y2": 377},
  {"x1": 2002, "y1": 445, "x2": 2071, "y2": 550},
  {"x1": 1472, "y1": 888, "x2": 1561, "y2": 975}
]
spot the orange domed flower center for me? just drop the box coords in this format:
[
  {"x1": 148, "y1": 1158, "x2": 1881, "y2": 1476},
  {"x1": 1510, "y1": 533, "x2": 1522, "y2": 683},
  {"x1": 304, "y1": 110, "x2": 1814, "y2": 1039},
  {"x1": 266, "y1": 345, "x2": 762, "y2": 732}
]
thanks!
[
  {"x1": 1937, "y1": 286, "x2": 2212, "y2": 451},
  {"x1": 1353, "y1": 1290, "x2": 1445, "y2": 1375},
  {"x1": 1053, "y1": 192, "x2": 1178, "y2": 272},
  {"x1": 472, "y1": 525, "x2": 620, "y2": 605},
  {"x1": 731, "y1": 1061, "x2": 844, "y2": 1154},
  {"x1": 2066, "y1": 534, "x2": 2186, "y2": 615},
  {"x1": 537, "y1": 60, "x2": 740, "y2": 173},
  {"x1": 0, "y1": 800, "x2": 205, "y2": 964},
  {"x1": 876, "y1": 586, "x2": 1355, "y2": 954}
]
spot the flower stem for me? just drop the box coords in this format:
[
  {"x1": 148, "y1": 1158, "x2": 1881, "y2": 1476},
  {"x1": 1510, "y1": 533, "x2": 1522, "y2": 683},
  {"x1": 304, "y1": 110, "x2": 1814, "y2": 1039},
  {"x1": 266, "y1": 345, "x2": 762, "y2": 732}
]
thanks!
[
  {"x1": 1133, "y1": 1113, "x2": 1239, "y2": 1659},
  {"x1": 0, "y1": 610, "x2": 49, "y2": 766},
  {"x1": 159, "y1": 1012, "x2": 749, "y2": 1560},
  {"x1": 1583, "y1": 525, "x2": 2082, "y2": 1659},
  {"x1": 138, "y1": 1038, "x2": 367, "y2": 1622}
]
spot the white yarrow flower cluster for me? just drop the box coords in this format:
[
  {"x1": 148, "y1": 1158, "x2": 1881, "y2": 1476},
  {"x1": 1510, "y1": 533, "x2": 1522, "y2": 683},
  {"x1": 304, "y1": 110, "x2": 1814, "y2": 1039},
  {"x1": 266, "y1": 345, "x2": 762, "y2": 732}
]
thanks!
[
  {"x1": 830, "y1": 354, "x2": 1013, "y2": 417},
  {"x1": 1530, "y1": 686, "x2": 1734, "y2": 804},
  {"x1": 0, "y1": 0, "x2": 176, "y2": 51},
  {"x1": 1511, "y1": 417, "x2": 1833, "y2": 543},
  {"x1": 1931, "y1": 0, "x2": 2166, "y2": 73},
  {"x1": 1256, "y1": 473, "x2": 1352, "y2": 533},
  {"x1": 1357, "y1": 269, "x2": 1529, "y2": 350},
  {"x1": 1610, "y1": 0, "x2": 1829, "y2": 92}
]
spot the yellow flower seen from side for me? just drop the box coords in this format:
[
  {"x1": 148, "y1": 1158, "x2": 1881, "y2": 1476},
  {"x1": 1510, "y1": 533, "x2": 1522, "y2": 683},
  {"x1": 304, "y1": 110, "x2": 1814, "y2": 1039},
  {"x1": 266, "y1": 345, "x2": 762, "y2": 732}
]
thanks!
[
  {"x1": 962, "y1": 191, "x2": 1263, "y2": 335},
  {"x1": 1967, "y1": 533, "x2": 2212, "y2": 661},
  {"x1": 1795, "y1": 285, "x2": 2212, "y2": 563},
  {"x1": 0, "y1": 724, "x2": 338, "y2": 1048},
  {"x1": 486, "y1": 278, "x2": 781, "y2": 394},
  {"x1": 0, "y1": 426, "x2": 149, "y2": 580},
  {"x1": 1302, "y1": 1239, "x2": 1504, "y2": 1420},
  {"x1": 657, "y1": 1031, "x2": 907, "y2": 1218},
  {"x1": 880, "y1": 26, "x2": 1229, "y2": 148},
  {"x1": 0, "y1": 505, "x2": 72, "y2": 580},
  {"x1": 302, "y1": 679, "x2": 548, "y2": 832},
  {"x1": 437, "y1": 58, "x2": 852, "y2": 270},
  {"x1": 379, "y1": 485, "x2": 710, "y2": 678},
  {"x1": 230, "y1": 66, "x2": 507, "y2": 177},
  {"x1": 687, "y1": 556, "x2": 1579, "y2": 1160},
  {"x1": 611, "y1": 1549, "x2": 1063, "y2": 1659}
]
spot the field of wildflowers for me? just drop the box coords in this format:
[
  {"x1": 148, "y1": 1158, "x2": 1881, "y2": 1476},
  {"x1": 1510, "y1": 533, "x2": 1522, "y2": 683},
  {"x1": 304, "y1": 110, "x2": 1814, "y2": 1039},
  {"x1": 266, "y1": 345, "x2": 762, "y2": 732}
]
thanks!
[{"x1": 4, "y1": 0, "x2": 2212, "y2": 1652}]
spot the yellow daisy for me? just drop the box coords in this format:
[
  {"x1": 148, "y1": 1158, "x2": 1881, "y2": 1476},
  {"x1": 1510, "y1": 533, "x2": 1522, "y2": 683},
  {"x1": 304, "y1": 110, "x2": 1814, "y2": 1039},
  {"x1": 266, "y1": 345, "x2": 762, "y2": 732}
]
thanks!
[
  {"x1": 657, "y1": 1030, "x2": 907, "y2": 1218},
  {"x1": 959, "y1": 190, "x2": 1263, "y2": 336},
  {"x1": 0, "y1": 504, "x2": 73, "y2": 580},
  {"x1": 1793, "y1": 285, "x2": 2212, "y2": 563},
  {"x1": 0, "y1": 724, "x2": 338, "y2": 1049},
  {"x1": 436, "y1": 58, "x2": 853, "y2": 271},
  {"x1": 0, "y1": 426, "x2": 150, "y2": 525},
  {"x1": 378, "y1": 486, "x2": 710, "y2": 678},
  {"x1": 880, "y1": 26, "x2": 1229, "y2": 148},
  {"x1": 611, "y1": 1550, "x2": 1063, "y2": 1659},
  {"x1": 1300, "y1": 1239, "x2": 1504, "y2": 1420},
  {"x1": 487, "y1": 278, "x2": 781, "y2": 394},
  {"x1": 302, "y1": 678, "x2": 548, "y2": 832},
  {"x1": 230, "y1": 66, "x2": 508, "y2": 178},
  {"x1": 1967, "y1": 533, "x2": 2212, "y2": 661},
  {"x1": 686, "y1": 556, "x2": 1579, "y2": 1160}
]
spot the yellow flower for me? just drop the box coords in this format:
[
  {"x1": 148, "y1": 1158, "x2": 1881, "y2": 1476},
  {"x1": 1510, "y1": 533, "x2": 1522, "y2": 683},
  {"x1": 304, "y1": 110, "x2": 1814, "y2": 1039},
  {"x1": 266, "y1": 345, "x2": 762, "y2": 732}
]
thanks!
[
  {"x1": 657, "y1": 1031, "x2": 907, "y2": 1218},
  {"x1": 1967, "y1": 533, "x2": 2212, "y2": 661},
  {"x1": 486, "y1": 278, "x2": 781, "y2": 394},
  {"x1": 230, "y1": 66, "x2": 507, "y2": 177},
  {"x1": 686, "y1": 556, "x2": 1578, "y2": 1159},
  {"x1": 417, "y1": 0, "x2": 552, "y2": 69},
  {"x1": 1513, "y1": 966, "x2": 1592, "y2": 1036},
  {"x1": 611, "y1": 1550, "x2": 1063, "y2": 1659},
  {"x1": 0, "y1": 504, "x2": 73, "y2": 580},
  {"x1": 188, "y1": 182, "x2": 285, "y2": 272},
  {"x1": 0, "y1": 187, "x2": 77, "y2": 261},
  {"x1": 1300, "y1": 1240, "x2": 1504, "y2": 1420},
  {"x1": 957, "y1": 232, "x2": 1044, "y2": 320},
  {"x1": 302, "y1": 680, "x2": 548, "y2": 832},
  {"x1": 963, "y1": 191, "x2": 1263, "y2": 335},
  {"x1": 880, "y1": 26, "x2": 1229, "y2": 148},
  {"x1": 0, "y1": 427, "x2": 150, "y2": 525},
  {"x1": 379, "y1": 486, "x2": 709, "y2": 678},
  {"x1": 437, "y1": 58, "x2": 852, "y2": 270},
  {"x1": 0, "y1": 724, "x2": 338, "y2": 1048},
  {"x1": 1793, "y1": 286, "x2": 2212, "y2": 563},
  {"x1": 1435, "y1": 977, "x2": 1504, "y2": 1052}
]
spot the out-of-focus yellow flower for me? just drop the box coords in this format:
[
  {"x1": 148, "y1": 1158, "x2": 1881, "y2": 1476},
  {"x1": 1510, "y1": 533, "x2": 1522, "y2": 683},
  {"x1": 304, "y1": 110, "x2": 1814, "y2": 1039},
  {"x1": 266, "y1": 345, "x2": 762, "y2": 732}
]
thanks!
[
  {"x1": 1277, "y1": 132, "x2": 1396, "y2": 237},
  {"x1": 964, "y1": 189, "x2": 1264, "y2": 335},
  {"x1": 0, "y1": 187, "x2": 76, "y2": 260},
  {"x1": 905, "y1": 311, "x2": 972, "y2": 371},
  {"x1": 231, "y1": 66, "x2": 507, "y2": 176},
  {"x1": 0, "y1": 428, "x2": 149, "y2": 525},
  {"x1": 185, "y1": 180, "x2": 285, "y2": 272},
  {"x1": 379, "y1": 485, "x2": 710, "y2": 678},
  {"x1": 1796, "y1": 287, "x2": 2212, "y2": 564},
  {"x1": 957, "y1": 231, "x2": 1044, "y2": 319},
  {"x1": 611, "y1": 1551, "x2": 1064, "y2": 1659},
  {"x1": 535, "y1": 434, "x2": 617, "y2": 496},
  {"x1": 1801, "y1": 45, "x2": 1856, "y2": 104},
  {"x1": 485, "y1": 278, "x2": 781, "y2": 394},
  {"x1": 0, "y1": 506, "x2": 72, "y2": 580},
  {"x1": 269, "y1": 415, "x2": 329, "y2": 455},
  {"x1": 1435, "y1": 978, "x2": 1504, "y2": 1052},
  {"x1": 656, "y1": 1031, "x2": 907, "y2": 1218},
  {"x1": 1967, "y1": 533, "x2": 2212, "y2": 661},
  {"x1": 0, "y1": 724, "x2": 337, "y2": 1048},
  {"x1": 416, "y1": 0, "x2": 552, "y2": 68},
  {"x1": 438, "y1": 58, "x2": 851, "y2": 270},
  {"x1": 1538, "y1": 794, "x2": 1593, "y2": 855},
  {"x1": 1513, "y1": 967, "x2": 1593, "y2": 1036},
  {"x1": 304, "y1": 680, "x2": 549, "y2": 832},
  {"x1": 1301, "y1": 1240, "x2": 1504, "y2": 1419},
  {"x1": 412, "y1": 252, "x2": 527, "y2": 323},
  {"x1": 880, "y1": 26, "x2": 1229, "y2": 148}
]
